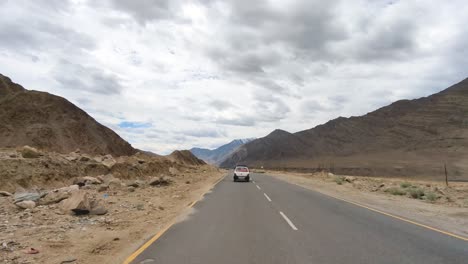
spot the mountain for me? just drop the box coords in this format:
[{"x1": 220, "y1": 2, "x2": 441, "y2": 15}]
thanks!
[
  {"x1": 0, "y1": 74, "x2": 137, "y2": 156},
  {"x1": 221, "y1": 78, "x2": 468, "y2": 180},
  {"x1": 190, "y1": 138, "x2": 255, "y2": 165}
]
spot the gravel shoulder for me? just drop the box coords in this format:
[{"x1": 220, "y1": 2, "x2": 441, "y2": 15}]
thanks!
[
  {"x1": 0, "y1": 165, "x2": 225, "y2": 264},
  {"x1": 261, "y1": 170, "x2": 468, "y2": 239}
]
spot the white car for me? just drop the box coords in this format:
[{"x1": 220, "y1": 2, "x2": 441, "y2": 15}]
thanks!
[{"x1": 233, "y1": 165, "x2": 250, "y2": 182}]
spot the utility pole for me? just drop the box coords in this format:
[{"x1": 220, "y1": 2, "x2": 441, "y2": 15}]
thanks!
[{"x1": 444, "y1": 163, "x2": 449, "y2": 187}]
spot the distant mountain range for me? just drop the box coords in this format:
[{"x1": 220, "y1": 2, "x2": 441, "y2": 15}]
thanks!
[
  {"x1": 191, "y1": 138, "x2": 255, "y2": 165},
  {"x1": 220, "y1": 78, "x2": 468, "y2": 180}
]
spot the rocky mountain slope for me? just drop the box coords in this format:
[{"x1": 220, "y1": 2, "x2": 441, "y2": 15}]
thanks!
[
  {"x1": 0, "y1": 74, "x2": 136, "y2": 156},
  {"x1": 190, "y1": 138, "x2": 255, "y2": 165},
  {"x1": 221, "y1": 78, "x2": 468, "y2": 179}
]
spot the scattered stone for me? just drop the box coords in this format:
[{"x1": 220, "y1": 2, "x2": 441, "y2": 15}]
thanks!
[
  {"x1": 57, "y1": 185, "x2": 80, "y2": 193},
  {"x1": 149, "y1": 176, "x2": 172, "y2": 186},
  {"x1": 136, "y1": 204, "x2": 144, "y2": 211},
  {"x1": 0, "y1": 191, "x2": 12, "y2": 197},
  {"x1": 328, "y1": 172, "x2": 335, "y2": 177},
  {"x1": 20, "y1": 146, "x2": 41, "y2": 158},
  {"x1": 102, "y1": 155, "x2": 116, "y2": 169},
  {"x1": 345, "y1": 176, "x2": 356, "y2": 183},
  {"x1": 73, "y1": 176, "x2": 102, "y2": 187},
  {"x1": 83, "y1": 176, "x2": 102, "y2": 184},
  {"x1": 14, "y1": 190, "x2": 41, "y2": 203},
  {"x1": 89, "y1": 206, "x2": 108, "y2": 215},
  {"x1": 98, "y1": 185, "x2": 109, "y2": 192},
  {"x1": 127, "y1": 186, "x2": 136, "y2": 192},
  {"x1": 15, "y1": 201, "x2": 36, "y2": 209},
  {"x1": 60, "y1": 258, "x2": 77, "y2": 263},
  {"x1": 79, "y1": 155, "x2": 91, "y2": 162},
  {"x1": 25, "y1": 248, "x2": 39, "y2": 254},
  {"x1": 185, "y1": 180, "x2": 191, "y2": 184},
  {"x1": 108, "y1": 179, "x2": 122, "y2": 189},
  {"x1": 38, "y1": 191, "x2": 70, "y2": 205},
  {"x1": 113, "y1": 237, "x2": 120, "y2": 241}
]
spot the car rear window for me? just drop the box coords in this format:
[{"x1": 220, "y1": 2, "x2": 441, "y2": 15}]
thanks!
[{"x1": 236, "y1": 167, "x2": 249, "y2": 172}]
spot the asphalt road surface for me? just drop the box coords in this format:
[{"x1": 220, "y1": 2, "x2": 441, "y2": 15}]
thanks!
[{"x1": 130, "y1": 173, "x2": 468, "y2": 264}]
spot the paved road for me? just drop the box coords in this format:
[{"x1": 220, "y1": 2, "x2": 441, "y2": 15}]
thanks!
[{"x1": 130, "y1": 173, "x2": 468, "y2": 264}]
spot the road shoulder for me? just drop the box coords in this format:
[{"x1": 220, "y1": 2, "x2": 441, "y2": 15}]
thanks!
[{"x1": 263, "y1": 171, "x2": 468, "y2": 239}]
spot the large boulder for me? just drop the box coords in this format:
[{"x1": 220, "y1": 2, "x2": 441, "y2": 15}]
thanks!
[
  {"x1": 60, "y1": 190, "x2": 107, "y2": 215},
  {"x1": 60, "y1": 191, "x2": 91, "y2": 215},
  {"x1": 20, "y1": 146, "x2": 41, "y2": 159},
  {"x1": 13, "y1": 190, "x2": 41, "y2": 203}
]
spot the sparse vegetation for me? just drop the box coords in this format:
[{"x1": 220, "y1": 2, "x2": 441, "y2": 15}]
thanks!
[
  {"x1": 334, "y1": 176, "x2": 345, "y2": 185},
  {"x1": 409, "y1": 188, "x2": 425, "y2": 199},
  {"x1": 385, "y1": 187, "x2": 406, "y2": 196},
  {"x1": 425, "y1": 192, "x2": 438, "y2": 202},
  {"x1": 400, "y1": 182, "x2": 412, "y2": 188}
]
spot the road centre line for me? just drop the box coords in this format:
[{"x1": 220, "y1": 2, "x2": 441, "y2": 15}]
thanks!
[
  {"x1": 256, "y1": 185, "x2": 261, "y2": 190},
  {"x1": 280, "y1": 211, "x2": 298, "y2": 231},
  {"x1": 263, "y1": 193, "x2": 272, "y2": 202}
]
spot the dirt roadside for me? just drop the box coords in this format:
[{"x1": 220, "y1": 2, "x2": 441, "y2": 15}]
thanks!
[
  {"x1": 0, "y1": 165, "x2": 226, "y2": 264},
  {"x1": 261, "y1": 170, "x2": 468, "y2": 238}
]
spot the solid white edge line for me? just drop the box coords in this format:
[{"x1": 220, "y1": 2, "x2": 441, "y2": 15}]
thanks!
[
  {"x1": 263, "y1": 193, "x2": 272, "y2": 202},
  {"x1": 256, "y1": 185, "x2": 261, "y2": 190},
  {"x1": 280, "y1": 211, "x2": 298, "y2": 231}
]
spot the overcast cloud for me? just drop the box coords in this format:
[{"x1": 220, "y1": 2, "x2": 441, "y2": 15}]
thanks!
[{"x1": 0, "y1": 0, "x2": 467, "y2": 153}]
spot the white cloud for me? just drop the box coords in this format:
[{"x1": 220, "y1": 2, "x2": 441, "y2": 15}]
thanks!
[{"x1": 0, "y1": 0, "x2": 467, "y2": 154}]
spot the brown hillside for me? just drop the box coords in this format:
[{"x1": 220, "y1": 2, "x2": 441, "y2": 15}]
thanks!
[
  {"x1": 0, "y1": 74, "x2": 137, "y2": 156},
  {"x1": 221, "y1": 78, "x2": 468, "y2": 180}
]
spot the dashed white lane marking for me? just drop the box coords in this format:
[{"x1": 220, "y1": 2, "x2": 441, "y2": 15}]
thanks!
[
  {"x1": 256, "y1": 185, "x2": 261, "y2": 190},
  {"x1": 263, "y1": 193, "x2": 272, "y2": 202},
  {"x1": 280, "y1": 211, "x2": 298, "y2": 231},
  {"x1": 252, "y1": 180, "x2": 256, "y2": 183}
]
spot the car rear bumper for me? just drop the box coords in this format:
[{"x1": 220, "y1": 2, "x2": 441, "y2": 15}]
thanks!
[{"x1": 234, "y1": 175, "x2": 250, "y2": 181}]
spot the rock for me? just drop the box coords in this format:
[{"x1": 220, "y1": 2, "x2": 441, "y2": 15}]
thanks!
[
  {"x1": 102, "y1": 155, "x2": 116, "y2": 169},
  {"x1": 83, "y1": 176, "x2": 102, "y2": 184},
  {"x1": 14, "y1": 190, "x2": 41, "y2": 203},
  {"x1": 127, "y1": 180, "x2": 145, "y2": 188},
  {"x1": 20, "y1": 146, "x2": 41, "y2": 158},
  {"x1": 38, "y1": 191, "x2": 70, "y2": 205},
  {"x1": 79, "y1": 155, "x2": 91, "y2": 162},
  {"x1": 60, "y1": 258, "x2": 77, "y2": 263},
  {"x1": 60, "y1": 191, "x2": 91, "y2": 215},
  {"x1": 65, "y1": 155, "x2": 79, "y2": 162},
  {"x1": 127, "y1": 186, "x2": 135, "y2": 192},
  {"x1": 15, "y1": 201, "x2": 36, "y2": 209},
  {"x1": 0, "y1": 191, "x2": 13, "y2": 197},
  {"x1": 98, "y1": 185, "x2": 109, "y2": 192},
  {"x1": 149, "y1": 176, "x2": 172, "y2": 186},
  {"x1": 328, "y1": 172, "x2": 335, "y2": 177},
  {"x1": 97, "y1": 175, "x2": 105, "y2": 182},
  {"x1": 108, "y1": 179, "x2": 122, "y2": 189},
  {"x1": 57, "y1": 185, "x2": 80, "y2": 193},
  {"x1": 73, "y1": 176, "x2": 102, "y2": 186},
  {"x1": 345, "y1": 176, "x2": 356, "y2": 183},
  {"x1": 89, "y1": 206, "x2": 108, "y2": 215}
]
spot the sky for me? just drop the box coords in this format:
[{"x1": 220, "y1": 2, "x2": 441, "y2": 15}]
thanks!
[{"x1": 0, "y1": 0, "x2": 467, "y2": 154}]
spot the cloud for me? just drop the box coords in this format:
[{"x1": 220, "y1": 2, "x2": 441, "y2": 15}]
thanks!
[
  {"x1": 0, "y1": 0, "x2": 467, "y2": 154},
  {"x1": 53, "y1": 60, "x2": 124, "y2": 95}
]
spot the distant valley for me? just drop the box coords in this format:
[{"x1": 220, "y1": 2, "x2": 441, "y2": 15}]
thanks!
[{"x1": 190, "y1": 138, "x2": 255, "y2": 165}]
